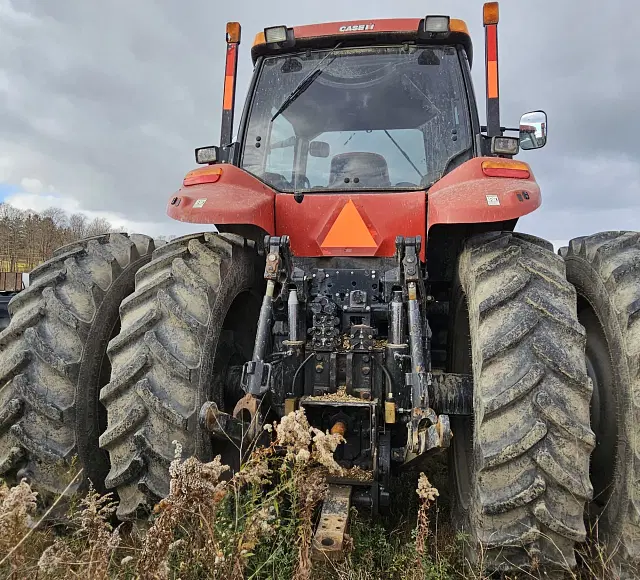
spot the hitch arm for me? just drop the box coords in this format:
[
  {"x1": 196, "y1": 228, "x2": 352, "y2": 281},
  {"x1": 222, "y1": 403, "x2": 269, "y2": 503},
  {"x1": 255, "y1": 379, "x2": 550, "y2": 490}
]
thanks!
[
  {"x1": 242, "y1": 236, "x2": 293, "y2": 396},
  {"x1": 397, "y1": 236, "x2": 452, "y2": 463}
]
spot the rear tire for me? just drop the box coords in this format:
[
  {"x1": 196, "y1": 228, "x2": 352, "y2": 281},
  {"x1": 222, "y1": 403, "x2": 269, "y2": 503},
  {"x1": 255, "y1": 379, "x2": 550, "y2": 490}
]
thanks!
[
  {"x1": 0, "y1": 233, "x2": 156, "y2": 495},
  {"x1": 561, "y1": 231, "x2": 640, "y2": 578},
  {"x1": 449, "y1": 231, "x2": 594, "y2": 572},
  {"x1": 100, "y1": 232, "x2": 262, "y2": 519}
]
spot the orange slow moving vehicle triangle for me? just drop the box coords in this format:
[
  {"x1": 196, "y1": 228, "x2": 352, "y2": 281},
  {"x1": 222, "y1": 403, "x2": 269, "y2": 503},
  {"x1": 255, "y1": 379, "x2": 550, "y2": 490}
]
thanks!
[{"x1": 320, "y1": 199, "x2": 378, "y2": 249}]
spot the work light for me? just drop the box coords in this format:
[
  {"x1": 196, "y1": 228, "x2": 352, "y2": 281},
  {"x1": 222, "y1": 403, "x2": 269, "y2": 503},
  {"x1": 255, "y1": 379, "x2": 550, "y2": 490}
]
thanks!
[
  {"x1": 491, "y1": 136, "x2": 520, "y2": 156},
  {"x1": 264, "y1": 26, "x2": 288, "y2": 44},
  {"x1": 423, "y1": 16, "x2": 450, "y2": 34},
  {"x1": 195, "y1": 146, "x2": 220, "y2": 165}
]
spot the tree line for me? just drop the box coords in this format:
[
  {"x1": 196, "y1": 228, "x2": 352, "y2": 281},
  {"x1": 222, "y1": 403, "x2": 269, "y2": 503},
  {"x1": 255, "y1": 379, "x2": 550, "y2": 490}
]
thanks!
[{"x1": 0, "y1": 203, "x2": 113, "y2": 272}]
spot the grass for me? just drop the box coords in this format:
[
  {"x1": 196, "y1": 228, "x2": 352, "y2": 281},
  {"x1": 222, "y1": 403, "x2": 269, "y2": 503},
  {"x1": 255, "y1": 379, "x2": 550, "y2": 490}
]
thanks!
[{"x1": 0, "y1": 410, "x2": 634, "y2": 579}]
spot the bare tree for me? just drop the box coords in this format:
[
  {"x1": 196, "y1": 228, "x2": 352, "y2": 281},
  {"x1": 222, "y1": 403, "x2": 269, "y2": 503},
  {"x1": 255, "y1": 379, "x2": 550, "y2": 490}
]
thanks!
[
  {"x1": 68, "y1": 213, "x2": 88, "y2": 240},
  {"x1": 41, "y1": 207, "x2": 69, "y2": 229},
  {"x1": 0, "y1": 206, "x2": 118, "y2": 273},
  {"x1": 85, "y1": 217, "x2": 113, "y2": 237},
  {"x1": 0, "y1": 204, "x2": 27, "y2": 270}
]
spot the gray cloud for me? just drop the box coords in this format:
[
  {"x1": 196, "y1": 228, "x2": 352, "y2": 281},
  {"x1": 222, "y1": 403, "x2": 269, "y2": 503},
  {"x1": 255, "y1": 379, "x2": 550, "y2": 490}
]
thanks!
[{"x1": 0, "y1": 0, "x2": 638, "y2": 241}]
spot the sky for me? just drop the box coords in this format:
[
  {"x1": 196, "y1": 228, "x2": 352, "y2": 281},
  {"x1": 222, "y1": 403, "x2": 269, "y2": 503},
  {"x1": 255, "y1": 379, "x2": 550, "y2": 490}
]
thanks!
[{"x1": 0, "y1": 0, "x2": 638, "y2": 245}]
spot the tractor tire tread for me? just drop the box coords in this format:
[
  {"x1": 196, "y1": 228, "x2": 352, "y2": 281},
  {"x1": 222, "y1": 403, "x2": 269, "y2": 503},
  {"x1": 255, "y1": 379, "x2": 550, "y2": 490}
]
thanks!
[
  {"x1": 101, "y1": 232, "x2": 257, "y2": 519},
  {"x1": 562, "y1": 231, "x2": 640, "y2": 573},
  {"x1": 0, "y1": 233, "x2": 155, "y2": 495},
  {"x1": 460, "y1": 231, "x2": 594, "y2": 571}
]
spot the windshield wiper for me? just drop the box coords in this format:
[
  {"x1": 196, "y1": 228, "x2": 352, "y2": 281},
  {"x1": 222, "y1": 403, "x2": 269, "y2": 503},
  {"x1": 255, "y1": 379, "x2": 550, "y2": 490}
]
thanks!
[
  {"x1": 383, "y1": 130, "x2": 423, "y2": 179},
  {"x1": 271, "y1": 43, "x2": 342, "y2": 123}
]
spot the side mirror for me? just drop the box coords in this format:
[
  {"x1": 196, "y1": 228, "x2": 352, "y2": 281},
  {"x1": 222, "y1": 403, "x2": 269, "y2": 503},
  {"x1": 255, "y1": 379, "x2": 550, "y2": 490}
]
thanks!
[
  {"x1": 309, "y1": 141, "x2": 330, "y2": 158},
  {"x1": 519, "y1": 111, "x2": 547, "y2": 150},
  {"x1": 195, "y1": 145, "x2": 220, "y2": 164}
]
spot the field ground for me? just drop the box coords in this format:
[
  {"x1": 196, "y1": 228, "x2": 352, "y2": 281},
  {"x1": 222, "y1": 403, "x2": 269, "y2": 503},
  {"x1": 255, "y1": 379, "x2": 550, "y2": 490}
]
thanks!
[{"x1": 0, "y1": 410, "x2": 630, "y2": 579}]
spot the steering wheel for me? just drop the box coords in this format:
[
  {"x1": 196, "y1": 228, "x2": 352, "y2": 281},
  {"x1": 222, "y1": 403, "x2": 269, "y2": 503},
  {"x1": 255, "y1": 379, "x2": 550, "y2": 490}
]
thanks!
[{"x1": 294, "y1": 176, "x2": 311, "y2": 189}]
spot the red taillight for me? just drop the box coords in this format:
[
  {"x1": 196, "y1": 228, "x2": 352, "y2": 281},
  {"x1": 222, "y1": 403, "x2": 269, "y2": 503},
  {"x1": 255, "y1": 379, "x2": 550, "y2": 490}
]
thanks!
[
  {"x1": 183, "y1": 167, "x2": 222, "y2": 186},
  {"x1": 481, "y1": 160, "x2": 530, "y2": 179}
]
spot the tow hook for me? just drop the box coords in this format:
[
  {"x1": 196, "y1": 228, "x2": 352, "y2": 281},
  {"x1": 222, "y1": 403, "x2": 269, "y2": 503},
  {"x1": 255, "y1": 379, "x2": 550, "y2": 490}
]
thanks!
[
  {"x1": 404, "y1": 408, "x2": 452, "y2": 465},
  {"x1": 199, "y1": 393, "x2": 264, "y2": 445}
]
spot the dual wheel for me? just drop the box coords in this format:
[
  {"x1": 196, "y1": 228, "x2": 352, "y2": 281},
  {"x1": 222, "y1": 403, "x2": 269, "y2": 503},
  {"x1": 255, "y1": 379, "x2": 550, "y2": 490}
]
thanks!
[
  {"x1": 449, "y1": 231, "x2": 640, "y2": 576},
  {"x1": 0, "y1": 232, "x2": 261, "y2": 520},
  {"x1": 0, "y1": 230, "x2": 638, "y2": 576}
]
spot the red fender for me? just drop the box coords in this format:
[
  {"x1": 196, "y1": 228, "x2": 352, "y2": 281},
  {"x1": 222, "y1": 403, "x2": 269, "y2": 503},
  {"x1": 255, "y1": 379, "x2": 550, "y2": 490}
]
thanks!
[
  {"x1": 167, "y1": 164, "x2": 275, "y2": 234},
  {"x1": 427, "y1": 157, "x2": 541, "y2": 231},
  {"x1": 167, "y1": 158, "x2": 540, "y2": 260}
]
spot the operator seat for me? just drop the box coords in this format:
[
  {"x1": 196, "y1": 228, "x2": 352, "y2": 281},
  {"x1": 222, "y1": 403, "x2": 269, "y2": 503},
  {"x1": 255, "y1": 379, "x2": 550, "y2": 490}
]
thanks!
[{"x1": 328, "y1": 152, "x2": 392, "y2": 188}]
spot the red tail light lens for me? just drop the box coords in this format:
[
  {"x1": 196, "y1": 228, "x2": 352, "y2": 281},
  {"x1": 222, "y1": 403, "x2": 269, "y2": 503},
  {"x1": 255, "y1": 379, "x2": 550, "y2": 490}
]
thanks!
[
  {"x1": 183, "y1": 167, "x2": 222, "y2": 186},
  {"x1": 481, "y1": 160, "x2": 530, "y2": 179}
]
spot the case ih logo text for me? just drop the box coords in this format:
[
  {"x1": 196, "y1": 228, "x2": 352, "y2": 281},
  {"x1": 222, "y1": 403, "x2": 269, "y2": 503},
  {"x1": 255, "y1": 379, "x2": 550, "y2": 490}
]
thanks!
[{"x1": 339, "y1": 23, "x2": 375, "y2": 32}]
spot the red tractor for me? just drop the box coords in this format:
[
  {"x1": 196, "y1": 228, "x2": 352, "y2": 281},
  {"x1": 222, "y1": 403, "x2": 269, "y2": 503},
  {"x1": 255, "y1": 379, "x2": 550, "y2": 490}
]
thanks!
[{"x1": 1, "y1": 3, "x2": 638, "y2": 576}]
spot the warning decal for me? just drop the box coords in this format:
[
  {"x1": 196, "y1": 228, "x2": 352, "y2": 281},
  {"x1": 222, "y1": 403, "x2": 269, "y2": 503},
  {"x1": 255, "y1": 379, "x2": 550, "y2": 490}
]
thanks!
[{"x1": 320, "y1": 200, "x2": 377, "y2": 248}]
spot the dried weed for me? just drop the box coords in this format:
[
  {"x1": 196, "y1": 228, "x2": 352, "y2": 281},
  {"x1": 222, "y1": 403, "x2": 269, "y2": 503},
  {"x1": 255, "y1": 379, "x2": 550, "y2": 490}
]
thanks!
[{"x1": 0, "y1": 409, "x2": 623, "y2": 580}]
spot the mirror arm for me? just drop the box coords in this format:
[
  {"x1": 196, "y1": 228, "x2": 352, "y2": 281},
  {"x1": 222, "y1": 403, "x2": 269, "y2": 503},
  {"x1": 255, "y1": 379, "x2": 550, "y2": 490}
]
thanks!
[
  {"x1": 476, "y1": 133, "x2": 493, "y2": 156},
  {"x1": 480, "y1": 125, "x2": 519, "y2": 133},
  {"x1": 229, "y1": 142, "x2": 242, "y2": 166}
]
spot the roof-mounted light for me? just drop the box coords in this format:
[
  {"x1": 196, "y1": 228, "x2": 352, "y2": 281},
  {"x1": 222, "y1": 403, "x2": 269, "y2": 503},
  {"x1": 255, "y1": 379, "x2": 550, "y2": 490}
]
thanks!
[
  {"x1": 262, "y1": 25, "x2": 295, "y2": 49},
  {"x1": 264, "y1": 26, "x2": 287, "y2": 44},
  {"x1": 423, "y1": 16, "x2": 450, "y2": 34},
  {"x1": 253, "y1": 26, "x2": 295, "y2": 51},
  {"x1": 417, "y1": 16, "x2": 451, "y2": 41}
]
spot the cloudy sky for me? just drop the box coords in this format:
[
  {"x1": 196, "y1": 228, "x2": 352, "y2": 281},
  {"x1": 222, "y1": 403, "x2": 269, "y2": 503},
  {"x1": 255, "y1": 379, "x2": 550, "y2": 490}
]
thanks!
[{"x1": 1, "y1": 0, "x2": 638, "y2": 245}]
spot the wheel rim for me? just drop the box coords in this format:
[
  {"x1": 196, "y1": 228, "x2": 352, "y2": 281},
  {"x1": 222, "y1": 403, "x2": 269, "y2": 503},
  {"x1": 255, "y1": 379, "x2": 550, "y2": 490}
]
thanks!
[
  {"x1": 451, "y1": 417, "x2": 472, "y2": 511},
  {"x1": 580, "y1": 306, "x2": 618, "y2": 510},
  {"x1": 449, "y1": 288, "x2": 474, "y2": 518},
  {"x1": 97, "y1": 317, "x2": 121, "y2": 438},
  {"x1": 203, "y1": 290, "x2": 262, "y2": 472},
  {"x1": 585, "y1": 355, "x2": 601, "y2": 438}
]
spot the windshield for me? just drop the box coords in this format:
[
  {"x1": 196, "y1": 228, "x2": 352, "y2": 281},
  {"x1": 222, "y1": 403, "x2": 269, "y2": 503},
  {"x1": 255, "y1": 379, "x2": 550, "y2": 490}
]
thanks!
[{"x1": 241, "y1": 46, "x2": 472, "y2": 192}]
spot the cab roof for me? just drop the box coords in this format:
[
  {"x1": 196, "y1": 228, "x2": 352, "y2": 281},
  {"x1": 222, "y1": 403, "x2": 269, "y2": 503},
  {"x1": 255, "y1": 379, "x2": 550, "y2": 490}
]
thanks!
[{"x1": 251, "y1": 18, "x2": 473, "y2": 66}]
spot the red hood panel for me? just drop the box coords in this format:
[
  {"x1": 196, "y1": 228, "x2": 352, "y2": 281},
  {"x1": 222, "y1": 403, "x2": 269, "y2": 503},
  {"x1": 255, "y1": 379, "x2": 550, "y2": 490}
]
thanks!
[{"x1": 276, "y1": 192, "x2": 426, "y2": 258}]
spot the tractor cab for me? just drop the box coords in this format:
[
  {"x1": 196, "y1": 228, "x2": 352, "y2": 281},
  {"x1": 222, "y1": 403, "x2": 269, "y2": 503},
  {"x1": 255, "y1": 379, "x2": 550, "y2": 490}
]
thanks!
[
  {"x1": 239, "y1": 41, "x2": 473, "y2": 194},
  {"x1": 201, "y1": 17, "x2": 479, "y2": 190},
  {"x1": 170, "y1": 10, "x2": 547, "y2": 261}
]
